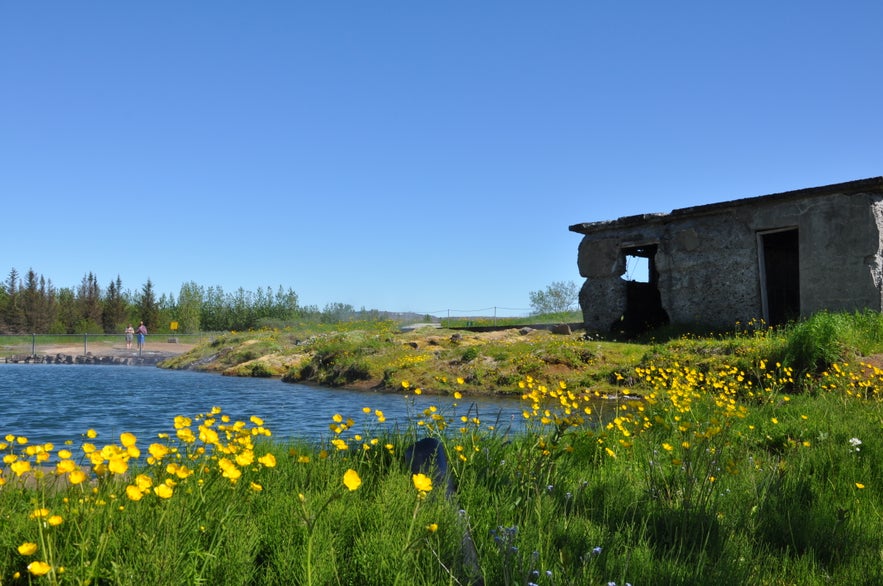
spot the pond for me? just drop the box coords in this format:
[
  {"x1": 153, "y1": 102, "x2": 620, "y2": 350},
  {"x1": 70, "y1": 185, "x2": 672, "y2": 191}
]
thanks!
[{"x1": 0, "y1": 364, "x2": 528, "y2": 448}]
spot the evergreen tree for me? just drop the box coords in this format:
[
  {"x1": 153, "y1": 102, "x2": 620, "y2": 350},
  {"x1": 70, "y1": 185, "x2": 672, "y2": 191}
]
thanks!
[
  {"x1": 54, "y1": 288, "x2": 78, "y2": 334},
  {"x1": 4, "y1": 268, "x2": 23, "y2": 333},
  {"x1": 137, "y1": 279, "x2": 159, "y2": 331},
  {"x1": 77, "y1": 272, "x2": 103, "y2": 329},
  {"x1": 102, "y1": 276, "x2": 128, "y2": 333}
]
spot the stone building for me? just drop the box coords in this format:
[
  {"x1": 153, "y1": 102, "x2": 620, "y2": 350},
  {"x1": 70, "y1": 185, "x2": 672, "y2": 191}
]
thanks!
[{"x1": 569, "y1": 176, "x2": 883, "y2": 334}]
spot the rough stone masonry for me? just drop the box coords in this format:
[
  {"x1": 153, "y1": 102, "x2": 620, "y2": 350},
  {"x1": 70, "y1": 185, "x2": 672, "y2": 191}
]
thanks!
[{"x1": 569, "y1": 177, "x2": 883, "y2": 334}]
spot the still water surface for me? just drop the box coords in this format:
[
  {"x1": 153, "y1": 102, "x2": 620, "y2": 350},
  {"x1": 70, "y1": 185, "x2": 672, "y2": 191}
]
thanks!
[{"x1": 0, "y1": 364, "x2": 525, "y2": 447}]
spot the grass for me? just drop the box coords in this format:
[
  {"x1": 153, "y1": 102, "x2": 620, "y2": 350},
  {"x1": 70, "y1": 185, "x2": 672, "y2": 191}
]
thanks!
[{"x1": 4, "y1": 311, "x2": 883, "y2": 584}]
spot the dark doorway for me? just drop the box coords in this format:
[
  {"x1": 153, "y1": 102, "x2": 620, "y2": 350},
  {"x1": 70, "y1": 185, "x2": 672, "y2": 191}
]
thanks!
[
  {"x1": 613, "y1": 244, "x2": 669, "y2": 336},
  {"x1": 760, "y1": 229, "x2": 800, "y2": 326}
]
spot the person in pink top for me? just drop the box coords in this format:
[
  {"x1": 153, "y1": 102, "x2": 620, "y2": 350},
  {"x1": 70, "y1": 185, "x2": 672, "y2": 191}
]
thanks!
[{"x1": 136, "y1": 321, "x2": 148, "y2": 350}]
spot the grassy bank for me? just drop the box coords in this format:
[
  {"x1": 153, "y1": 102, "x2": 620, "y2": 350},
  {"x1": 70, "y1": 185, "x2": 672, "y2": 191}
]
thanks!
[{"x1": 3, "y1": 311, "x2": 883, "y2": 584}]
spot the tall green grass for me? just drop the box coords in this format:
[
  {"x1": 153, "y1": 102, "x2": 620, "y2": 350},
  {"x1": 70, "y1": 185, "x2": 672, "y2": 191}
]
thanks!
[{"x1": 4, "y1": 312, "x2": 883, "y2": 584}]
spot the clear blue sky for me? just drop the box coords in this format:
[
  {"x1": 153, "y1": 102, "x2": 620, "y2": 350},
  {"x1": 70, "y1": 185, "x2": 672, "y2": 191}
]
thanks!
[{"x1": 2, "y1": 2, "x2": 881, "y2": 317}]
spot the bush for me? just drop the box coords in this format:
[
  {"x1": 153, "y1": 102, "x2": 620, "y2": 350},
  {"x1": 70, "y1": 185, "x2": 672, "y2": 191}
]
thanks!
[{"x1": 782, "y1": 311, "x2": 883, "y2": 377}]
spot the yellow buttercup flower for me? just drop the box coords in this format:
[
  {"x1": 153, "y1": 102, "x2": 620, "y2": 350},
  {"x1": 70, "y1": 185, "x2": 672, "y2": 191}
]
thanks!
[
  {"x1": 48, "y1": 515, "x2": 64, "y2": 526},
  {"x1": 258, "y1": 453, "x2": 277, "y2": 467},
  {"x1": 68, "y1": 470, "x2": 87, "y2": 485},
  {"x1": 56, "y1": 459, "x2": 76, "y2": 474},
  {"x1": 426, "y1": 523, "x2": 438, "y2": 533},
  {"x1": 126, "y1": 485, "x2": 144, "y2": 501},
  {"x1": 343, "y1": 468, "x2": 362, "y2": 491},
  {"x1": 235, "y1": 450, "x2": 255, "y2": 467},
  {"x1": 108, "y1": 457, "x2": 128, "y2": 475},
  {"x1": 154, "y1": 484, "x2": 174, "y2": 499},
  {"x1": 11, "y1": 460, "x2": 31, "y2": 476},
  {"x1": 18, "y1": 542, "x2": 38, "y2": 556},
  {"x1": 27, "y1": 561, "x2": 51, "y2": 576},
  {"x1": 120, "y1": 432, "x2": 137, "y2": 448},
  {"x1": 412, "y1": 473, "x2": 433, "y2": 493}
]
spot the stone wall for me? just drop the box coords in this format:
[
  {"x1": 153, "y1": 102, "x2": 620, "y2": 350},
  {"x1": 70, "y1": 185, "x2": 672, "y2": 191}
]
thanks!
[{"x1": 570, "y1": 178, "x2": 883, "y2": 333}]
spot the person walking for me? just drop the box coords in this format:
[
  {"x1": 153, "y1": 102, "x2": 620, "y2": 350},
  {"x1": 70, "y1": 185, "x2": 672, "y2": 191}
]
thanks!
[
  {"x1": 136, "y1": 321, "x2": 148, "y2": 351},
  {"x1": 125, "y1": 324, "x2": 135, "y2": 349}
]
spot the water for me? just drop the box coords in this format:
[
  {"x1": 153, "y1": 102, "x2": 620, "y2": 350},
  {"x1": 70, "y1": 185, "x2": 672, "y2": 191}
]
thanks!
[{"x1": 0, "y1": 364, "x2": 526, "y2": 448}]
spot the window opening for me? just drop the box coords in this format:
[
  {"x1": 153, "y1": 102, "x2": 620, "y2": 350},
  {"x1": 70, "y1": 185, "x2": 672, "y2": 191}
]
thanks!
[
  {"x1": 614, "y1": 244, "x2": 668, "y2": 336},
  {"x1": 624, "y1": 254, "x2": 649, "y2": 283}
]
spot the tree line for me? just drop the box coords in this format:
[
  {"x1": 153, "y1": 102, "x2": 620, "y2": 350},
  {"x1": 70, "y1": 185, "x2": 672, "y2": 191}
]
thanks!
[{"x1": 0, "y1": 268, "x2": 304, "y2": 335}]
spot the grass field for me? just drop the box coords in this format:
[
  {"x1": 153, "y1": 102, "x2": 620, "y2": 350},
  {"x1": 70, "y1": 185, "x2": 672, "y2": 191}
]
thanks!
[{"x1": 3, "y1": 311, "x2": 883, "y2": 584}]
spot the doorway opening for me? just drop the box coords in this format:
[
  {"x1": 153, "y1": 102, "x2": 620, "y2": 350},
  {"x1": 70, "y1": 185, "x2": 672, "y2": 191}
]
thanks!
[
  {"x1": 614, "y1": 244, "x2": 669, "y2": 336},
  {"x1": 758, "y1": 228, "x2": 800, "y2": 326}
]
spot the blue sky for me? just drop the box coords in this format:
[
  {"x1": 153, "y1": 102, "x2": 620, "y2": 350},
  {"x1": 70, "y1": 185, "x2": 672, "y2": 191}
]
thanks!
[{"x1": 2, "y1": 2, "x2": 881, "y2": 317}]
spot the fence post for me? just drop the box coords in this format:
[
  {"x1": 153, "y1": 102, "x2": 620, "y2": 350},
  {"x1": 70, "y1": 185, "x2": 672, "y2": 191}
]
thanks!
[
  {"x1": 84, "y1": 333, "x2": 88, "y2": 356},
  {"x1": 32, "y1": 333, "x2": 36, "y2": 357}
]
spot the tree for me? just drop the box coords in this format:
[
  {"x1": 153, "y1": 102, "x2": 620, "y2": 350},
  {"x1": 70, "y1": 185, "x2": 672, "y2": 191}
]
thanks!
[
  {"x1": 528, "y1": 280, "x2": 578, "y2": 315},
  {"x1": 176, "y1": 281, "x2": 203, "y2": 334},
  {"x1": 137, "y1": 279, "x2": 159, "y2": 330},
  {"x1": 103, "y1": 276, "x2": 129, "y2": 333},
  {"x1": 54, "y1": 288, "x2": 78, "y2": 333},
  {"x1": 77, "y1": 272, "x2": 103, "y2": 329},
  {"x1": 3, "y1": 268, "x2": 23, "y2": 333}
]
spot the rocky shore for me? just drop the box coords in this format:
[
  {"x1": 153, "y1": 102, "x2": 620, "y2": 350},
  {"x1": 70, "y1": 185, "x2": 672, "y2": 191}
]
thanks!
[
  {"x1": 2, "y1": 341, "x2": 193, "y2": 367},
  {"x1": 4, "y1": 352, "x2": 172, "y2": 366}
]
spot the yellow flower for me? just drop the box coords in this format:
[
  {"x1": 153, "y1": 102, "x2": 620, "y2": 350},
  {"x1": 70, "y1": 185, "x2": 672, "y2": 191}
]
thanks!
[
  {"x1": 48, "y1": 515, "x2": 63, "y2": 526},
  {"x1": 27, "y1": 561, "x2": 51, "y2": 576},
  {"x1": 56, "y1": 459, "x2": 76, "y2": 474},
  {"x1": 456, "y1": 377, "x2": 465, "y2": 385},
  {"x1": 154, "y1": 483, "x2": 174, "y2": 499},
  {"x1": 11, "y1": 460, "x2": 31, "y2": 476},
  {"x1": 68, "y1": 470, "x2": 87, "y2": 485},
  {"x1": 235, "y1": 450, "x2": 255, "y2": 467},
  {"x1": 108, "y1": 457, "x2": 128, "y2": 475},
  {"x1": 149, "y1": 443, "x2": 170, "y2": 460},
  {"x1": 453, "y1": 391, "x2": 462, "y2": 400},
  {"x1": 258, "y1": 453, "x2": 277, "y2": 467},
  {"x1": 343, "y1": 469, "x2": 362, "y2": 491},
  {"x1": 218, "y1": 458, "x2": 242, "y2": 482},
  {"x1": 856, "y1": 482, "x2": 866, "y2": 489},
  {"x1": 412, "y1": 473, "x2": 433, "y2": 493},
  {"x1": 18, "y1": 542, "x2": 38, "y2": 556},
  {"x1": 250, "y1": 482, "x2": 263, "y2": 492},
  {"x1": 426, "y1": 523, "x2": 438, "y2": 533},
  {"x1": 126, "y1": 485, "x2": 144, "y2": 501},
  {"x1": 120, "y1": 432, "x2": 137, "y2": 447},
  {"x1": 86, "y1": 429, "x2": 98, "y2": 439},
  {"x1": 662, "y1": 443, "x2": 673, "y2": 452},
  {"x1": 135, "y1": 474, "x2": 154, "y2": 490},
  {"x1": 250, "y1": 415, "x2": 264, "y2": 426}
]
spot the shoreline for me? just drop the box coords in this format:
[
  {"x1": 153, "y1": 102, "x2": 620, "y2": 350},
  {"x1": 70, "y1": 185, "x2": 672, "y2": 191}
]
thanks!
[{"x1": 2, "y1": 341, "x2": 194, "y2": 367}]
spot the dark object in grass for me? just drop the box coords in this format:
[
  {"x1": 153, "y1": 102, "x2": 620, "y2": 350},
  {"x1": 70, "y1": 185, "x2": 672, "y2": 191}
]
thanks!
[
  {"x1": 405, "y1": 437, "x2": 483, "y2": 585},
  {"x1": 405, "y1": 437, "x2": 456, "y2": 498}
]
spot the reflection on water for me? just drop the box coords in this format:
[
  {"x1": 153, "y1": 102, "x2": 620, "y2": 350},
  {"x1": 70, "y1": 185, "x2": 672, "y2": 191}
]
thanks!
[{"x1": 0, "y1": 364, "x2": 527, "y2": 448}]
